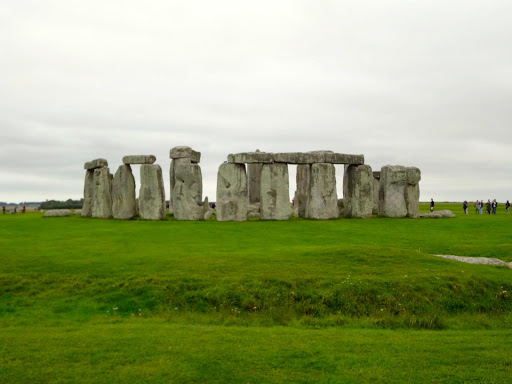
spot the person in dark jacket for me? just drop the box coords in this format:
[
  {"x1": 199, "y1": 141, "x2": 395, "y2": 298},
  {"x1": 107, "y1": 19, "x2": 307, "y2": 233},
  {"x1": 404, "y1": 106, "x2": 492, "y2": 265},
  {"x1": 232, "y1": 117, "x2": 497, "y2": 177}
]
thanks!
[
  {"x1": 506, "y1": 200, "x2": 510, "y2": 215},
  {"x1": 480, "y1": 200, "x2": 484, "y2": 215},
  {"x1": 492, "y1": 199, "x2": 497, "y2": 215},
  {"x1": 486, "y1": 200, "x2": 491, "y2": 214},
  {"x1": 463, "y1": 201, "x2": 468, "y2": 214},
  {"x1": 430, "y1": 198, "x2": 435, "y2": 212}
]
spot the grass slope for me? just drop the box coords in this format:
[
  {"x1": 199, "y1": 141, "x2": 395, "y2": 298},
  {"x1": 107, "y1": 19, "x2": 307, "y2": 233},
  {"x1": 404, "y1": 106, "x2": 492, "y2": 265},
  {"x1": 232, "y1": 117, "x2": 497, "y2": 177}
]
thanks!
[{"x1": 0, "y1": 203, "x2": 511, "y2": 383}]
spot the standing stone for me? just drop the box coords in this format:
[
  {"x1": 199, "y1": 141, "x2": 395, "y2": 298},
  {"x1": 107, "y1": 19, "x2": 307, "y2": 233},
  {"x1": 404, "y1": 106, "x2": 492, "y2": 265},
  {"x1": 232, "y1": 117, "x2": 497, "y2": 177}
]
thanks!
[
  {"x1": 294, "y1": 164, "x2": 311, "y2": 218},
  {"x1": 405, "y1": 167, "x2": 421, "y2": 218},
  {"x1": 91, "y1": 166, "x2": 113, "y2": 219},
  {"x1": 112, "y1": 165, "x2": 137, "y2": 220},
  {"x1": 82, "y1": 170, "x2": 94, "y2": 217},
  {"x1": 372, "y1": 172, "x2": 381, "y2": 215},
  {"x1": 173, "y1": 160, "x2": 206, "y2": 220},
  {"x1": 247, "y1": 151, "x2": 263, "y2": 205},
  {"x1": 216, "y1": 163, "x2": 248, "y2": 221},
  {"x1": 139, "y1": 164, "x2": 166, "y2": 220},
  {"x1": 343, "y1": 164, "x2": 373, "y2": 218},
  {"x1": 84, "y1": 158, "x2": 108, "y2": 170},
  {"x1": 260, "y1": 163, "x2": 291, "y2": 220},
  {"x1": 306, "y1": 163, "x2": 338, "y2": 219},
  {"x1": 378, "y1": 165, "x2": 408, "y2": 218}
]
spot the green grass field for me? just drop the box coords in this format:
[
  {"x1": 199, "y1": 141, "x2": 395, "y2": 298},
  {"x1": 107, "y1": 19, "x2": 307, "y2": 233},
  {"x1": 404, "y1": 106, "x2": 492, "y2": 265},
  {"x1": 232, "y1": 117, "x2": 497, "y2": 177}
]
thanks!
[{"x1": 1, "y1": 203, "x2": 511, "y2": 383}]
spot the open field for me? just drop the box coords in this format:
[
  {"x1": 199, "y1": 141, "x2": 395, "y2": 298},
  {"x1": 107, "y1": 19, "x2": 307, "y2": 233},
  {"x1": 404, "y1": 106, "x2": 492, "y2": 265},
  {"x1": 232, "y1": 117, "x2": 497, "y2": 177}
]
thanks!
[{"x1": 1, "y1": 203, "x2": 511, "y2": 383}]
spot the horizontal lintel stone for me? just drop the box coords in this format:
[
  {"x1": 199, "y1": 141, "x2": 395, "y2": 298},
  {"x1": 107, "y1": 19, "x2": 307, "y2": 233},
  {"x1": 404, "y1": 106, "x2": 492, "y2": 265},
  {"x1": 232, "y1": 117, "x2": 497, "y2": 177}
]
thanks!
[
  {"x1": 169, "y1": 146, "x2": 201, "y2": 163},
  {"x1": 84, "y1": 158, "x2": 108, "y2": 170},
  {"x1": 231, "y1": 152, "x2": 274, "y2": 164},
  {"x1": 122, "y1": 155, "x2": 156, "y2": 165}
]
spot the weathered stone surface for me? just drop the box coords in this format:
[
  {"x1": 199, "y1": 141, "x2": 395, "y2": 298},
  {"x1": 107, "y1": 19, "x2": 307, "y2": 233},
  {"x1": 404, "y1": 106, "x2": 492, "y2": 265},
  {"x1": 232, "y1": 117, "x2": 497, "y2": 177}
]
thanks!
[
  {"x1": 44, "y1": 209, "x2": 72, "y2": 217},
  {"x1": 169, "y1": 146, "x2": 201, "y2": 163},
  {"x1": 273, "y1": 151, "x2": 364, "y2": 165},
  {"x1": 173, "y1": 161, "x2": 206, "y2": 220},
  {"x1": 84, "y1": 158, "x2": 108, "y2": 170},
  {"x1": 247, "y1": 203, "x2": 260, "y2": 218},
  {"x1": 204, "y1": 208, "x2": 214, "y2": 220},
  {"x1": 139, "y1": 164, "x2": 166, "y2": 220},
  {"x1": 294, "y1": 164, "x2": 311, "y2": 217},
  {"x1": 372, "y1": 173, "x2": 380, "y2": 215},
  {"x1": 324, "y1": 153, "x2": 364, "y2": 165},
  {"x1": 247, "y1": 162, "x2": 263, "y2": 205},
  {"x1": 216, "y1": 163, "x2": 248, "y2": 221},
  {"x1": 112, "y1": 165, "x2": 137, "y2": 220},
  {"x1": 420, "y1": 210, "x2": 456, "y2": 218},
  {"x1": 405, "y1": 167, "x2": 421, "y2": 218},
  {"x1": 232, "y1": 152, "x2": 274, "y2": 164},
  {"x1": 306, "y1": 163, "x2": 338, "y2": 219},
  {"x1": 122, "y1": 155, "x2": 156, "y2": 165},
  {"x1": 82, "y1": 170, "x2": 94, "y2": 217},
  {"x1": 343, "y1": 164, "x2": 373, "y2": 218},
  {"x1": 337, "y1": 199, "x2": 344, "y2": 217},
  {"x1": 91, "y1": 167, "x2": 113, "y2": 219},
  {"x1": 260, "y1": 163, "x2": 291, "y2": 220},
  {"x1": 378, "y1": 165, "x2": 407, "y2": 218},
  {"x1": 74, "y1": 209, "x2": 82, "y2": 215}
]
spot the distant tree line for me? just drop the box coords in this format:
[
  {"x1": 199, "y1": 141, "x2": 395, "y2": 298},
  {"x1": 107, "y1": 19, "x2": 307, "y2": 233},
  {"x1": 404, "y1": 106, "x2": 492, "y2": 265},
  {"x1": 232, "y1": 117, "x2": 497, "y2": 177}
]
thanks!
[{"x1": 40, "y1": 199, "x2": 83, "y2": 210}]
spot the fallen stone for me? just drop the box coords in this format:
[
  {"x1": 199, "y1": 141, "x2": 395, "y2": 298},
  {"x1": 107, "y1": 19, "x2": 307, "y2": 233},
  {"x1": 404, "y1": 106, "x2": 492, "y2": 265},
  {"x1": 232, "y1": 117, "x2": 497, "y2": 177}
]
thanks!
[
  {"x1": 343, "y1": 164, "x2": 373, "y2": 218},
  {"x1": 260, "y1": 163, "x2": 291, "y2": 220},
  {"x1": 204, "y1": 208, "x2": 214, "y2": 220},
  {"x1": 92, "y1": 166, "x2": 113, "y2": 219},
  {"x1": 44, "y1": 209, "x2": 72, "y2": 217},
  {"x1": 405, "y1": 167, "x2": 421, "y2": 218},
  {"x1": 84, "y1": 158, "x2": 108, "y2": 170},
  {"x1": 122, "y1": 155, "x2": 156, "y2": 164},
  {"x1": 294, "y1": 164, "x2": 311, "y2": 217},
  {"x1": 306, "y1": 163, "x2": 338, "y2": 219},
  {"x1": 81, "y1": 170, "x2": 94, "y2": 217},
  {"x1": 216, "y1": 163, "x2": 248, "y2": 221},
  {"x1": 378, "y1": 165, "x2": 407, "y2": 218},
  {"x1": 169, "y1": 146, "x2": 201, "y2": 163},
  {"x1": 139, "y1": 164, "x2": 166, "y2": 220},
  {"x1": 433, "y1": 254, "x2": 511, "y2": 268},
  {"x1": 420, "y1": 210, "x2": 456, "y2": 218},
  {"x1": 112, "y1": 164, "x2": 137, "y2": 220}
]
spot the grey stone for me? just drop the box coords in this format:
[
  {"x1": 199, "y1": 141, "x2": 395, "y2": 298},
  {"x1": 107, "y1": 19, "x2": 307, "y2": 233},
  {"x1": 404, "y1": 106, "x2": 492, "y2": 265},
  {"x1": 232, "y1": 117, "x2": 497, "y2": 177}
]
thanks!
[
  {"x1": 122, "y1": 155, "x2": 156, "y2": 165},
  {"x1": 232, "y1": 152, "x2": 274, "y2": 164},
  {"x1": 337, "y1": 199, "x2": 344, "y2": 217},
  {"x1": 378, "y1": 165, "x2": 408, "y2": 218},
  {"x1": 81, "y1": 170, "x2": 94, "y2": 217},
  {"x1": 139, "y1": 164, "x2": 166, "y2": 220},
  {"x1": 306, "y1": 163, "x2": 338, "y2": 219},
  {"x1": 294, "y1": 164, "x2": 311, "y2": 217},
  {"x1": 84, "y1": 158, "x2": 108, "y2": 170},
  {"x1": 216, "y1": 163, "x2": 248, "y2": 221},
  {"x1": 169, "y1": 146, "x2": 201, "y2": 163},
  {"x1": 44, "y1": 209, "x2": 72, "y2": 217},
  {"x1": 112, "y1": 165, "x2": 137, "y2": 220},
  {"x1": 74, "y1": 209, "x2": 82, "y2": 215},
  {"x1": 405, "y1": 167, "x2": 421, "y2": 218},
  {"x1": 420, "y1": 210, "x2": 456, "y2": 218},
  {"x1": 260, "y1": 163, "x2": 291, "y2": 220},
  {"x1": 372, "y1": 173, "x2": 380, "y2": 215},
  {"x1": 273, "y1": 151, "x2": 364, "y2": 165},
  {"x1": 247, "y1": 163, "x2": 263, "y2": 205},
  {"x1": 247, "y1": 203, "x2": 260, "y2": 218},
  {"x1": 91, "y1": 166, "x2": 113, "y2": 219},
  {"x1": 204, "y1": 208, "x2": 214, "y2": 220},
  {"x1": 343, "y1": 164, "x2": 373, "y2": 218},
  {"x1": 324, "y1": 153, "x2": 364, "y2": 165},
  {"x1": 172, "y1": 161, "x2": 206, "y2": 220}
]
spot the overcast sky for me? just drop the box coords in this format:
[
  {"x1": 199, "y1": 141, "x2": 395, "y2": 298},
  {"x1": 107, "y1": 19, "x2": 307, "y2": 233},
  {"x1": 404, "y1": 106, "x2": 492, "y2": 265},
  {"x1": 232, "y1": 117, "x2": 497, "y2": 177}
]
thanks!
[{"x1": 1, "y1": 0, "x2": 511, "y2": 203}]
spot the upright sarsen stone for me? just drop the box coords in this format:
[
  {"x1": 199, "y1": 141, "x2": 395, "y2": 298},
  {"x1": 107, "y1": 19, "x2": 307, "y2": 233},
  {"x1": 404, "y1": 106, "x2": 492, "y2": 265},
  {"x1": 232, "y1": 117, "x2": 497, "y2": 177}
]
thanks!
[
  {"x1": 294, "y1": 164, "x2": 311, "y2": 218},
  {"x1": 216, "y1": 163, "x2": 248, "y2": 221},
  {"x1": 173, "y1": 160, "x2": 206, "y2": 220},
  {"x1": 139, "y1": 164, "x2": 166, "y2": 220},
  {"x1": 247, "y1": 162, "x2": 263, "y2": 205},
  {"x1": 379, "y1": 165, "x2": 407, "y2": 218},
  {"x1": 82, "y1": 170, "x2": 94, "y2": 217},
  {"x1": 260, "y1": 163, "x2": 290, "y2": 220},
  {"x1": 306, "y1": 163, "x2": 338, "y2": 219},
  {"x1": 343, "y1": 164, "x2": 373, "y2": 218},
  {"x1": 91, "y1": 166, "x2": 113, "y2": 219},
  {"x1": 112, "y1": 164, "x2": 136, "y2": 219},
  {"x1": 405, "y1": 167, "x2": 421, "y2": 218}
]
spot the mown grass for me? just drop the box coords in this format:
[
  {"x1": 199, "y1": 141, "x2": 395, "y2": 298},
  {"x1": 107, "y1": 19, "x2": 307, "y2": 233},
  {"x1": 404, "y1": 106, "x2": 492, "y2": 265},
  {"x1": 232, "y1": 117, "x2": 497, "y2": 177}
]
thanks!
[{"x1": 0, "y1": 203, "x2": 511, "y2": 383}]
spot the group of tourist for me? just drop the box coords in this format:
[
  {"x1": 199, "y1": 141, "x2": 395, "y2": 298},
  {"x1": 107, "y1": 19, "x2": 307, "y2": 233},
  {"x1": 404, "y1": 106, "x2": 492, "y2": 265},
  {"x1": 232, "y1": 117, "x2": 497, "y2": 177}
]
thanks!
[
  {"x1": 2, "y1": 205, "x2": 26, "y2": 214},
  {"x1": 464, "y1": 200, "x2": 510, "y2": 215}
]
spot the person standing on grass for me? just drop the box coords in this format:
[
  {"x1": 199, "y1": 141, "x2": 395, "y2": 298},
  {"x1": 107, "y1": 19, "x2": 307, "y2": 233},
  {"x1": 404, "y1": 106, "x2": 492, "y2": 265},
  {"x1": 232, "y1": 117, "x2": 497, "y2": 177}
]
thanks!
[
  {"x1": 486, "y1": 199, "x2": 491, "y2": 214},
  {"x1": 2, "y1": 205, "x2": 5, "y2": 214},
  {"x1": 14, "y1": 206, "x2": 17, "y2": 214},
  {"x1": 506, "y1": 200, "x2": 510, "y2": 215},
  {"x1": 474, "y1": 200, "x2": 480, "y2": 214},
  {"x1": 430, "y1": 198, "x2": 435, "y2": 212},
  {"x1": 463, "y1": 200, "x2": 468, "y2": 214},
  {"x1": 480, "y1": 200, "x2": 484, "y2": 214},
  {"x1": 22, "y1": 205, "x2": 26, "y2": 214},
  {"x1": 492, "y1": 199, "x2": 497, "y2": 215}
]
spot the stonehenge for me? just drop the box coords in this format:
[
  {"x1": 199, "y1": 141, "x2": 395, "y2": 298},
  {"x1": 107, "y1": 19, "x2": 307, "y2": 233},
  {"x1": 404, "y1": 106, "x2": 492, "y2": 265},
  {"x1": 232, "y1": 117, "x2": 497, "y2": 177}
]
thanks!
[{"x1": 81, "y1": 149, "x2": 422, "y2": 222}]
